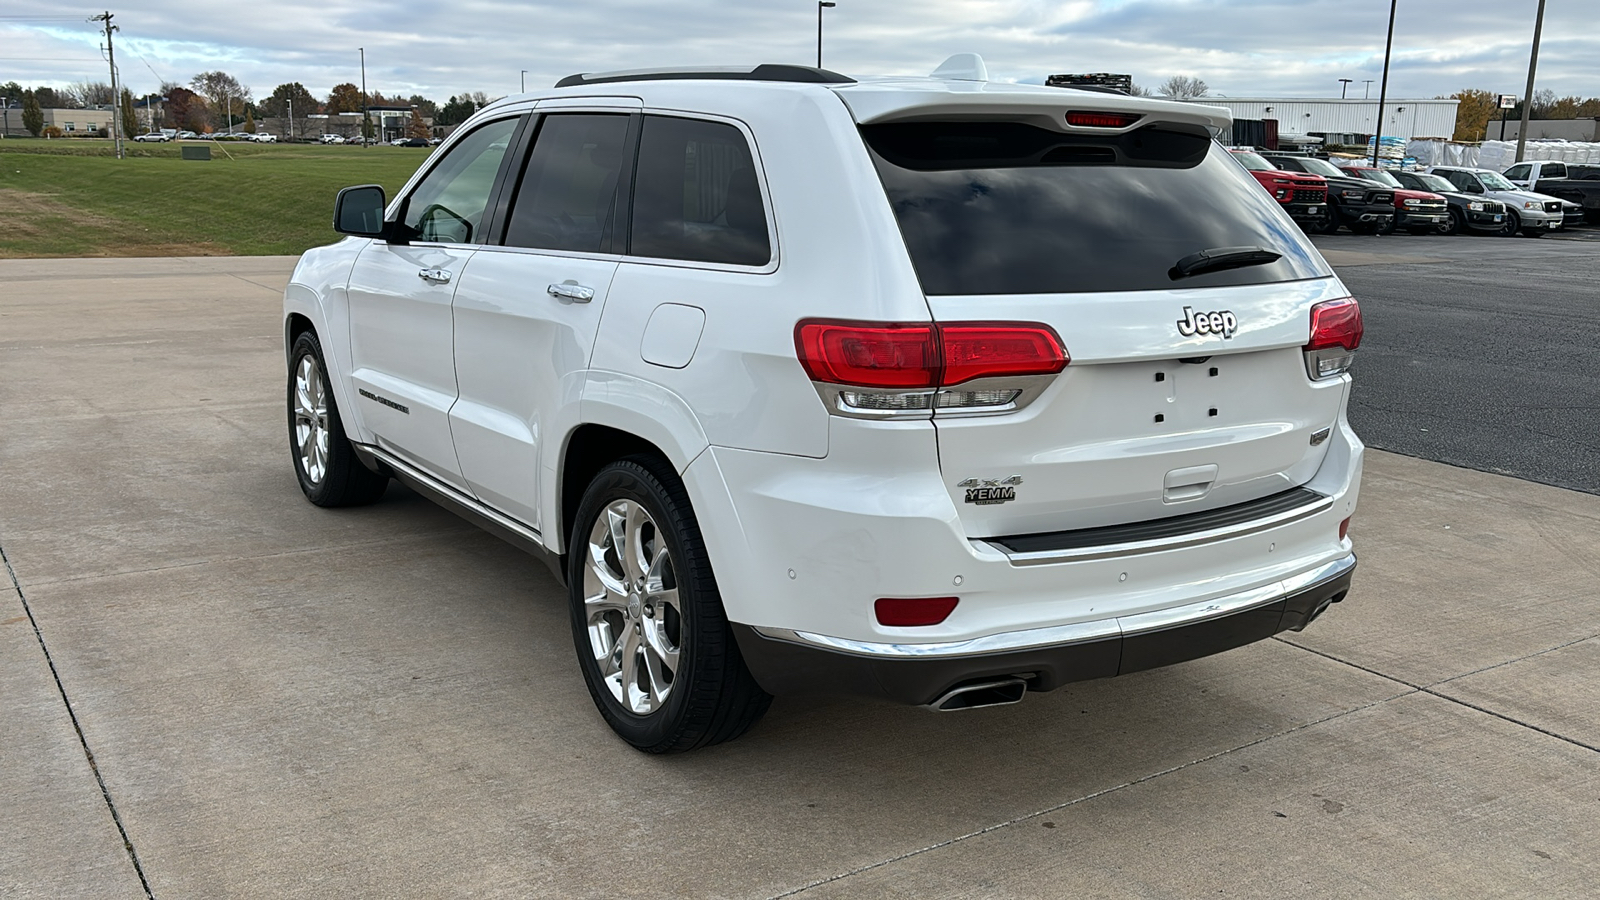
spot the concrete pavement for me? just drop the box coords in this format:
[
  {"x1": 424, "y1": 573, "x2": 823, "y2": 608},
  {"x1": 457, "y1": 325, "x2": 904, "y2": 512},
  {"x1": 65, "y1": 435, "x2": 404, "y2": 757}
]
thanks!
[{"x1": 1, "y1": 256, "x2": 1596, "y2": 898}]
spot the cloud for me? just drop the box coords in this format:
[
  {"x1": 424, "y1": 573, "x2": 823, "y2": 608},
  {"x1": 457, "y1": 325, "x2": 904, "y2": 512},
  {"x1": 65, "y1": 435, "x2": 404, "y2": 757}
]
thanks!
[{"x1": 1, "y1": 0, "x2": 1590, "y2": 104}]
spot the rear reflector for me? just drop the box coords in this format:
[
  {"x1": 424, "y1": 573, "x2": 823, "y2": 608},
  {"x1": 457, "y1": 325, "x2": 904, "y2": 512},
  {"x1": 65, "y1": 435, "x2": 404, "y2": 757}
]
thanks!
[
  {"x1": 875, "y1": 597, "x2": 959, "y2": 627},
  {"x1": 795, "y1": 319, "x2": 1067, "y2": 389},
  {"x1": 1065, "y1": 111, "x2": 1143, "y2": 128},
  {"x1": 1339, "y1": 517, "x2": 1351, "y2": 541}
]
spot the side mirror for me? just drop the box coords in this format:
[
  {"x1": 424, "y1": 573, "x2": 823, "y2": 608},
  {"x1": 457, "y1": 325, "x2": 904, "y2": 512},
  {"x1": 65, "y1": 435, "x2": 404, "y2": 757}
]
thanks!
[
  {"x1": 333, "y1": 185, "x2": 388, "y2": 237},
  {"x1": 1466, "y1": 183, "x2": 1485, "y2": 194}
]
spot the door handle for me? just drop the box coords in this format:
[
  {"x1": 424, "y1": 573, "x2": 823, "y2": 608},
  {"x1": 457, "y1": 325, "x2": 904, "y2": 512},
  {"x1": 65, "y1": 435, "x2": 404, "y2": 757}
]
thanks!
[
  {"x1": 418, "y1": 267, "x2": 452, "y2": 284},
  {"x1": 547, "y1": 281, "x2": 595, "y2": 303}
]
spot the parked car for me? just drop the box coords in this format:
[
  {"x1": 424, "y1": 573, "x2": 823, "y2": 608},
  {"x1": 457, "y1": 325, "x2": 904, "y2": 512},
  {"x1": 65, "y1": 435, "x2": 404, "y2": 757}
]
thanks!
[
  {"x1": 132, "y1": 131, "x2": 170, "y2": 142},
  {"x1": 176, "y1": 131, "x2": 198, "y2": 140},
  {"x1": 394, "y1": 137, "x2": 430, "y2": 147},
  {"x1": 320, "y1": 134, "x2": 346, "y2": 144},
  {"x1": 1262, "y1": 155, "x2": 1395, "y2": 234},
  {"x1": 1503, "y1": 160, "x2": 1600, "y2": 225},
  {"x1": 1338, "y1": 166, "x2": 1449, "y2": 235},
  {"x1": 285, "y1": 58, "x2": 1362, "y2": 752},
  {"x1": 1389, "y1": 170, "x2": 1508, "y2": 235},
  {"x1": 251, "y1": 133, "x2": 278, "y2": 143},
  {"x1": 1229, "y1": 150, "x2": 1328, "y2": 229},
  {"x1": 1427, "y1": 166, "x2": 1564, "y2": 237}
]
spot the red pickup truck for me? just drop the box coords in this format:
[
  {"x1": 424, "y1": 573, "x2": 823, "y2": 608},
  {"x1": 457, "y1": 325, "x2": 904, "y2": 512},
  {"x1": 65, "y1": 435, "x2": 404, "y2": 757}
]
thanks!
[{"x1": 1230, "y1": 150, "x2": 1328, "y2": 230}]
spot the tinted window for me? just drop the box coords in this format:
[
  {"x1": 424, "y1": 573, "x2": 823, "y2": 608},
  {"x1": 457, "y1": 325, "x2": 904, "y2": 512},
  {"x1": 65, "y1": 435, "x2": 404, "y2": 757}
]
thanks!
[
  {"x1": 1504, "y1": 164, "x2": 1530, "y2": 180},
  {"x1": 1442, "y1": 171, "x2": 1478, "y2": 191},
  {"x1": 402, "y1": 117, "x2": 519, "y2": 244},
  {"x1": 630, "y1": 116, "x2": 771, "y2": 266},
  {"x1": 503, "y1": 114, "x2": 630, "y2": 253},
  {"x1": 864, "y1": 121, "x2": 1325, "y2": 296}
]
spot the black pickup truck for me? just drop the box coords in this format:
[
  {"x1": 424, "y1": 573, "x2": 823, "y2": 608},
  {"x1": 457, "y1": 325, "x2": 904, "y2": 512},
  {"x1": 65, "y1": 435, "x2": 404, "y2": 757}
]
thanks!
[
  {"x1": 1505, "y1": 161, "x2": 1600, "y2": 225},
  {"x1": 1263, "y1": 155, "x2": 1396, "y2": 235}
]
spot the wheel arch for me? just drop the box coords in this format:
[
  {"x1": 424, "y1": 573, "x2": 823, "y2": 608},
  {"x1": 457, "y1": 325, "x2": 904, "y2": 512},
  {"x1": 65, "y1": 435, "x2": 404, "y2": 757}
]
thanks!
[{"x1": 558, "y1": 423, "x2": 681, "y2": 559}]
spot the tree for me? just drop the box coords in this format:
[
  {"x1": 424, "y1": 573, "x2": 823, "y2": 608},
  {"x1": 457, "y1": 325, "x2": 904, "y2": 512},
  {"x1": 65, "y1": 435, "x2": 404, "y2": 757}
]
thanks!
[
  {"x1": 1129, "y1": 83, "x2": 1153, "y2": 97},
  {"x1": 260, "y1": 82, "x2": 319, "y2": 118},
  {"x1": 1451, "y1": 88, "x2": 1496, "y2": 142},
  {"x1": 1526, "y1": 88, "x2": 1557, "y2": 119},
  {"x1": 31, "y1": 86, "x2": 65, "y2": 109},
  {"x1": 166, "y1": 86, "x2": 209, "y2": 132},
  {"x1": 190, "y1": 71, "x2": 250, "y2": 126},
  {"x1": 466, "y1": 90, "x2": 493, "y2": 109},
  {"x1": 21, "y1": 90, "x2": 43, "y2": 136},
  {"x1": 407, "y1": 107, "x2": 429, "y2": 139},
  {"x1": 119, "y1": 87, "x2": 138, "y2": 138},
  {"x1": 327, "y1": 82, "x2": 363, "y2": 113},
  {"x1": 407, "y1": 94, "x2": 437, "y2": 118},
  {"x1": 1158, "y1": 76, "x2": 1208, "y2": 100},
  {"x1": 68, "y1": 80, "x2": 114, "y2": 107},
  {"x1": 1579, "y1": 98, "x2": 1600, "y2": 118},
  {"x1": 435, "y1": 94, "x2": 476, "y2": 126},
  {"x1": 244, "y1": 108, "x2": 257, "y2": 133}
]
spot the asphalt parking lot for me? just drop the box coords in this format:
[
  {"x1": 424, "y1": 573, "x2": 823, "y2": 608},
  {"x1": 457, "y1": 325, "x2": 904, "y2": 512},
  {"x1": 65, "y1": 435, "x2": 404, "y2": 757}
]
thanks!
[{"x1": 3, "y1": 252, "x2": 1598, "y2": 898}]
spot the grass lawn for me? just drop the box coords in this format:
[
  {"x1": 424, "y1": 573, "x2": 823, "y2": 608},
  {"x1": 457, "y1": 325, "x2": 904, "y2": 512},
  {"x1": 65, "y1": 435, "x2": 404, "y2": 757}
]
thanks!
[{"x1": 0, "y1": 138, "x2": 430, "y2": 257}]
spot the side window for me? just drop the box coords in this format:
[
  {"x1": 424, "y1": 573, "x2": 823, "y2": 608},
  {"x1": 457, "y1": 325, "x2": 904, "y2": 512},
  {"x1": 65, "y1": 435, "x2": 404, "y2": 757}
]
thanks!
[
  {"x1": 402, "y1": 117, "x2": 519, "y2": 244},
  {"x1": 1545, "y1": 162, "x2": 1566, "y2": 179},
  {"x1": 630, "y1": 116, "x2": 771, "y2": 266},
  {"x1": 1443, "y1": 171, "x2": 1473, "y2": 191},
  {"x1": 503, "y1": 114, "x2": 630, "y2": 253},
  {"x1": 1504, "y1": 164, "x2": 1530, "y2": 180}
]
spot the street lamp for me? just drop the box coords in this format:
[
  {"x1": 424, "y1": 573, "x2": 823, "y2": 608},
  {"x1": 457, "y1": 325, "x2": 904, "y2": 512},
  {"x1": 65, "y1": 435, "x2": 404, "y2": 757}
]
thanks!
[
  {"x1": 817, "y1": 1, "x2": 836, "y2": 69},
  {"x1": 1371, "y1": 0, "x2": 1396, "y2": 167},
  {"x1": 1362, "y1": 79, "x2": 1374, "y2": 99},
  {"x1": 1338, "y1": 78, "x2": 1353, "y2": 99},
  {"x1": 2, "y1": 97, "x2": 10, "y2": 139}
]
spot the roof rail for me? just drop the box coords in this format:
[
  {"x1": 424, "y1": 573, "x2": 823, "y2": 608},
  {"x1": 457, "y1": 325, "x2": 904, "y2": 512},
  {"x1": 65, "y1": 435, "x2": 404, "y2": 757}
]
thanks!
[{"x1": 555, "y1": 64, "x2": 854, "y2": 89}]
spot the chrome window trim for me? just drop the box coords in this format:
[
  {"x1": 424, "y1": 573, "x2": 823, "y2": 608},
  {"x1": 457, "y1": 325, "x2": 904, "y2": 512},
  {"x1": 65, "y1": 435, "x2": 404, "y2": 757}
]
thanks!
[{"x1": 751, "y1": 554, "x2": 1354, "y2": 660}]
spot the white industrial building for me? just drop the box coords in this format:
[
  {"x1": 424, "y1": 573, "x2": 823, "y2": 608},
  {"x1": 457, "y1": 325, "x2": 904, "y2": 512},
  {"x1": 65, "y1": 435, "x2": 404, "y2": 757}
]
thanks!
[{"x1": 1183, "y1": 97, "x2": 1459, "y2": 143}]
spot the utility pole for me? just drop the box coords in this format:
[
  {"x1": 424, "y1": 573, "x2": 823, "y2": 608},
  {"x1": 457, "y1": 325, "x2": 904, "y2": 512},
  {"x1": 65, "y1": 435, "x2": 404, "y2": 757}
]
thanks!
[
  {"x1": 360, "y1": 47, "x2": 369, "y2": 148},
  {"x1": 91, "y1": 11, "x2": 122, "y2": 159},
  {"x1": 1515, "y1": 0, "x2": 1547, "y2": 164},
  {"x1": 1371, "y1": 0, "x2": 1397, "y2": 167},
  {"x1": 1363, "y1": 79, "x2": 1374, "y2": 99},
  {"x1": 287, "y1": 95, "x2": 294, "y2": 142},
  {"x1": 1339, "y1": 78, "x2": 1352, "y2": 99}
]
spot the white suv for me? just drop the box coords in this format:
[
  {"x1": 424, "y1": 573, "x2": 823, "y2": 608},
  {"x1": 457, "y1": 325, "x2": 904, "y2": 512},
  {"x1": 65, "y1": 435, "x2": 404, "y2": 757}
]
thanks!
[{"x1": 284, "y1": 57, "x2": 1363, "y2": 752}]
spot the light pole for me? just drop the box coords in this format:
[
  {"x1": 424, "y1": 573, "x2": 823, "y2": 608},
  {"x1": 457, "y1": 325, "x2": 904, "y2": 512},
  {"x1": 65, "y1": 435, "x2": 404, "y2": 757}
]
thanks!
[
  {"x1": 2, "y1": 97, "x2": 9, "y2": 139},
  {"x1": 1363, "y1": 79, "x2": 1374, "y2": 99},
  {"x1": 817, "y1": 1, "x2": 835, "y2": 69},
  {"x1": 1371, "y1": 0, "x2": 1397, "y2": 167},
  {"x1": 1515, "y1": 0, "x2": 1547, "y2": 163},
  {"x1": 521, "y1": 70, "x2": 528, "y2": 93},
  {"x1": 1338, "y1": 78, "x2": 1353, "y2": 99},
  {"x1": 287, "y1": 95, "x2": 294, "y2": 142}
]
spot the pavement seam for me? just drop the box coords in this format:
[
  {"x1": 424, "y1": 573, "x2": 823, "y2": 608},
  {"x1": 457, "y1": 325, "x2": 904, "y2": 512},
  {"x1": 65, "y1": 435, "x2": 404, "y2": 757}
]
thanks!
[
  {"x1": 767, "y1": 691, "x2": 1410, "y2": 899},
  {"x1": 15, "y1": 526, "x2": 479, "y2": 589},
  {"x1": 0, "y1": 540, "x2": 157, "y2": 900},
  {"x1": 1274, "y1": 636, "x2": 1600, "y2": 754}
]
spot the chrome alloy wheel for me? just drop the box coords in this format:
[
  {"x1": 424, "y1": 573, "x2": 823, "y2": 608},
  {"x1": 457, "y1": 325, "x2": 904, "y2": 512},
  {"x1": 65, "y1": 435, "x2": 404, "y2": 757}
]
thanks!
[
  {"x1": 293, "y1": 354, "x2": 330, "y2": 485},
  {"x1": 583, "y1": 499, "x2": 682, "y2": 714}
]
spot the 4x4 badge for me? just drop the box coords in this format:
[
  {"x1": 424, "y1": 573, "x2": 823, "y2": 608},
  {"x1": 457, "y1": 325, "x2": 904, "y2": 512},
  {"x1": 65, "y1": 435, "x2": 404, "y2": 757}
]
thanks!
[
  {"x1": 1177, "y1": 306, "x2": 1238, "y2": 339},
  {"x1": 958, "y1": 475, "x2": 1022, "y2": 505}
]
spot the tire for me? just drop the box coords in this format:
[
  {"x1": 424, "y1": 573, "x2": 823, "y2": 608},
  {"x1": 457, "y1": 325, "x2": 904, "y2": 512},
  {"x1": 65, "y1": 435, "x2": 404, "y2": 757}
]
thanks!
[
  {"x1": 1437, "y1": 209, "x2": 1463, "y2": 236},
  {"x1": 287, "y1": 330, "x2": 389, "y2": 507},
  {"x1": 1310, "y1": 214, "x2": 1341, "y2": 235},
  {"x1": 1495, "y1": 210, "x2": 1521, "y2": 237},
  {"x1": 568, "y1": 456, "x2": 771, "y2": 753}
]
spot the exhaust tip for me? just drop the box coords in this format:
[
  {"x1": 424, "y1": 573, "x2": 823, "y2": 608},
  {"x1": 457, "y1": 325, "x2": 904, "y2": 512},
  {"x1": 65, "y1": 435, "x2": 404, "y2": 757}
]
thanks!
[{"x1": 927, "y1": 677, "x2": 1029, "y2": 712}]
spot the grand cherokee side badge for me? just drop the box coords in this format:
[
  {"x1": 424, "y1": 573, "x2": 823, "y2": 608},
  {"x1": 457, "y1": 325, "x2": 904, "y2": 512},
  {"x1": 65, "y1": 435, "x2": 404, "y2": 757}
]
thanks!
[
  {"x1": 958, "y1": 475, "x2": 1022, "y2": 505},
  {"x1": 1177, "y1": 306, "x2": 1238, "y2": 339}
]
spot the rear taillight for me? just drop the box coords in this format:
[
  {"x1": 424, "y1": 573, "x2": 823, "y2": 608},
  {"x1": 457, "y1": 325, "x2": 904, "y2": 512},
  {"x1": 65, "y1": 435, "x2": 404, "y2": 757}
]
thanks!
[
  {"x1": 1303, "y1": 298, "x2": 1363, "y2": 380},
  {"x1": 796, "y1": 319, "x2": 1067, "y2": 416},
  {"x1": 875, "y1": 597, "x2": 959, "y2": 627},
  {"x1": 1065, "y1": 111, "x2": 1143, "y2": 128}
]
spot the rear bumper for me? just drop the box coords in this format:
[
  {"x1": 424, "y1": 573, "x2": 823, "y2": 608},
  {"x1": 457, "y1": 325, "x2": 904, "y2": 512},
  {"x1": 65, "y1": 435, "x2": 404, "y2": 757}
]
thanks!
[{"x1": 734, "y1": 553, "x2": 1355, "y2": 705}]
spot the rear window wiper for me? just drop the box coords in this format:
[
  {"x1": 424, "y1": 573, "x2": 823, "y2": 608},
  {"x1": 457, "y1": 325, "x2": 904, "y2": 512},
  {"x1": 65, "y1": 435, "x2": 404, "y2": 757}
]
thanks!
[{"x1": 1169, "y1": 246, "x2": 1282, "y2": 281}]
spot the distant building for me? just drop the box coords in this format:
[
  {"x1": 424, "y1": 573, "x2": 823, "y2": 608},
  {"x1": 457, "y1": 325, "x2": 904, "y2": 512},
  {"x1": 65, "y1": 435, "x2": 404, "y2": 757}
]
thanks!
[
  {"x1": 1484, "y1": 117, "x2": 1600, "y2": 143},
  {"x1": 1182, "y1": 97, "x2": 1459, "y2": 144},
  {"x1": 0, "y1": 106, "x2": 114, "y2": 137},
  {"x1": 365, "y1": 105, "x2": 432, "y2": 142}
]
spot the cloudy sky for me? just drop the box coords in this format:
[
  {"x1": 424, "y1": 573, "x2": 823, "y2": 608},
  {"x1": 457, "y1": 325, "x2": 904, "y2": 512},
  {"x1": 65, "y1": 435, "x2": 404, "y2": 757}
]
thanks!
[{"x1": 1, "y1": 1, "x2": 1592, "y2": 104}]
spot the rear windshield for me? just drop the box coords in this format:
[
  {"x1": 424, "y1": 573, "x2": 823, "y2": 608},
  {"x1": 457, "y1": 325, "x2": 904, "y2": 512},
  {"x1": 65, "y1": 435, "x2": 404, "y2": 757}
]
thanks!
[{"x1": 862, "y1": 121, "x2": 1325, "y2": 295}]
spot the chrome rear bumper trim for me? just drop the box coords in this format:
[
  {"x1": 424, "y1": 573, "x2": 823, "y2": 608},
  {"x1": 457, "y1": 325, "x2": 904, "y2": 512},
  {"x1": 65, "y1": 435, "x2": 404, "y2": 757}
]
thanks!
[{"x1": 752, "y1": 554, "x2": 1356, "y2": 660}]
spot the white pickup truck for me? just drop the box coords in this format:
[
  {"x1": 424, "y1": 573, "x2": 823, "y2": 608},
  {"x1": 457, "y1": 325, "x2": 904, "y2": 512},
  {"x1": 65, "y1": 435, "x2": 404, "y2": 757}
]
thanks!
[{"x1": 1503, "y1": 160, "x2": 1600, "y2": 226}]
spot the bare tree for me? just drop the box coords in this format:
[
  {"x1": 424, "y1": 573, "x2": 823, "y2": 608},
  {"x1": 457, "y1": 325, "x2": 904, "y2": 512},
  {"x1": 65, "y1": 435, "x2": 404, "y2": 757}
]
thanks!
[
  {"x1": 1129, "y1": 83, "x2": 1153, "y2": 97},
  {"x1": 190, "y1": 71, "x2": 251, "y2": 118},
  {"x1": 1158, "y1": 75, "x2": 1208, "y2": 100},
  {"x1": 67, "y1": 80, "x2": 115, "y2": 107}
]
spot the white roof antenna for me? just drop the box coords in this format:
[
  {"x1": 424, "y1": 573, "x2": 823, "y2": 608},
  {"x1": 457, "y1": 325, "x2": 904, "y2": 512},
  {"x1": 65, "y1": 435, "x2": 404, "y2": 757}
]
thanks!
[{"x1": 931, "y1": 53, "x2": 989, "y2": 82}]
